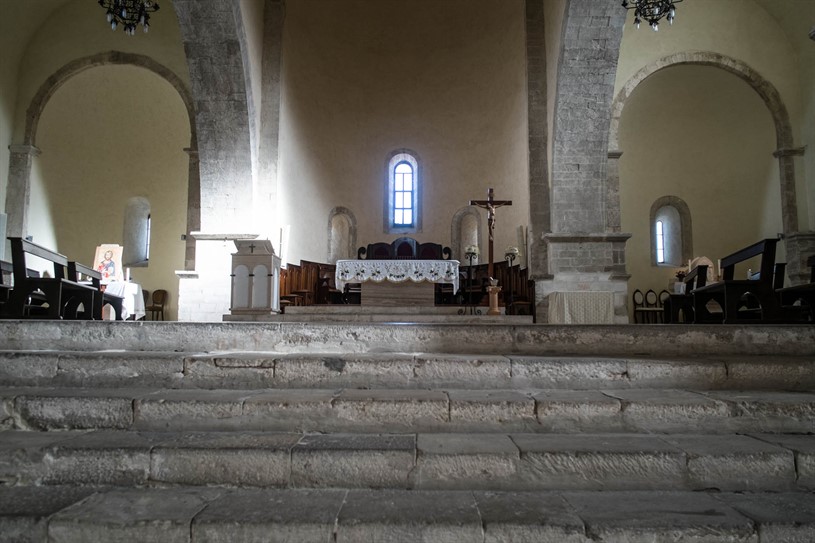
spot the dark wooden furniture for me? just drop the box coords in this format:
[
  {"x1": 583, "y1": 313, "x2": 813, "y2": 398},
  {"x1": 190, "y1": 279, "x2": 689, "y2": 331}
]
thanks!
[
  {"x1": 0, "y1": 260, "x2": 12, "y2": 312},
  {"x1": 776, "y1": 255, "x2": 815, "y2": 322},
  {"x1": 692, "y1": 239, "x2": 784, "y2": 324},
  {"x1": 357, "y1": 237, "x2": 452, "y2": 261},
  {"x1": 4, "y1": 237, "x2": 97, "y2": 319},
  {"x1": 146, "y1": 289, "x2": 167, "y2": 321},
  {"x1": 67, "y1": 261, "x2": 125, "y2": 320},
  {"x1": 663, "y1": 265, "x2": 708, "y2": 323}
]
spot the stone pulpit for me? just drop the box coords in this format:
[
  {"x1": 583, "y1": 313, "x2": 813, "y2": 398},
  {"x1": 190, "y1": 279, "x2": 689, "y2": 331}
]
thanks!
[{"x1": 229, "y1": 239, "x2": 281, "y2": 316}]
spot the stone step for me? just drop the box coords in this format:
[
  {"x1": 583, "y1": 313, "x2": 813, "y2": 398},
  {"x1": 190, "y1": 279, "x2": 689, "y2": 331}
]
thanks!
[
  {"x1": 3, "y1": 350, "x2": 814, "y2": 391},
  {"x1": 2, "y1": 430, "x2": 812, "y2": 492},
  {"x1": 3, "y1": 387, "x2": 814, "y2": 434},
  {"x1": 1, "y1": 321, "x2": 813, "y2": 356},
  {"x1": 3, "y1": 486, "x2": 814, "y2": 542}
]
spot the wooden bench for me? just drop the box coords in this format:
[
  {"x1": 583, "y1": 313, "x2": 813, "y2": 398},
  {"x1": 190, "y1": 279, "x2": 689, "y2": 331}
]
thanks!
[
  {"x1": 776, "y1": 254, "x2": 815, "y2": 322},
  {"x1": 68, "y1": 261, "x2": 125, "y2": 320},
  {"x1": 692, "y1": 239, "x2": 784, "y2": 324},
  {"x1": 663, "y1": 265, "x2": 708, "y2": 323},
  {"x1": 4, "y1": 237, "x2": 97, "y2": 319}
]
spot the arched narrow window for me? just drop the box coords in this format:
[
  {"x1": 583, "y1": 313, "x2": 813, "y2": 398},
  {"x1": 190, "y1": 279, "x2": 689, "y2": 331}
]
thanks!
[
  {"x1": 385, "y1": 150, "x2": 421, "y2": 233},
  {"x1": 650, "y1": 196, "x2": 692, "y2": 267},
  {"x1": 123, "y1": 197, "x2": 151, "y2": 267}
]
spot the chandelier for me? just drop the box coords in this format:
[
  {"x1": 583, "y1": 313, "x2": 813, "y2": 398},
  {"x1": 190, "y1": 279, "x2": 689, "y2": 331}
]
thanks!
[
  {"x1": 622, "y1": 0, "x2": 683, "y2": 31},
  {"x1": 98, "y1": 0, "x2": 159, "y2": 36}
]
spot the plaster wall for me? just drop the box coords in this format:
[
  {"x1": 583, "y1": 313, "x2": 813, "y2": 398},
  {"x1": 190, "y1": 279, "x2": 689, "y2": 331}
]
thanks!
[
  {"x1": 278, "y1": 0, "x2": 529, "y2": 264},
  {"x1": 615, "y1": 0, "x2": 806, "y2": 228},
  {"x1": 620, "y1": 65, "x2": 781, "y2": 302},
  {"x1": 31, "y1": 65, "x2": 189, "y2": 320},
  {"x1": 10, "y1": 0, "x2": 188, "y2": 145}
]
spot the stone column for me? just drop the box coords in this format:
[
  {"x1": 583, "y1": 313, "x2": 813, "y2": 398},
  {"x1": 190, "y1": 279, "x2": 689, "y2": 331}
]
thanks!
[
  {"x1": 183, "y1": 148, "x2": 200, "y2": 271},
  {"x1": 538, "y1": 0, "x2": 632, "y2": 322},
  {"x1": 5, "y1": 144, "x2": 40, "y2": 238},
  {"x1": 525, "y1": 0, "x2": 550, "y2": 280},
  {"x1": 773, "y1": 147, "x2": 804, "y2": 236},
  {"x1": 784, "y1": 232, "x2": 815, "y2": 286}
]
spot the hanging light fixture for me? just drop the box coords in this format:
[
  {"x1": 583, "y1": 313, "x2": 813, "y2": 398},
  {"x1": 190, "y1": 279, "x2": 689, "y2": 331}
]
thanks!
[
  {"x1": 622, "y1": 0, "x2": 683, "y2": 31},
  {"x1": 98, "y1": 0, "x2": 159, "y2": 36}
]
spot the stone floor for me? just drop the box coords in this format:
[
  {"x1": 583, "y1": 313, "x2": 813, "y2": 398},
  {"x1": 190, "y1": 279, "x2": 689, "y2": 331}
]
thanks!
[{"x1": 0, "y1": 320, "x2": 813, "y2": 541}]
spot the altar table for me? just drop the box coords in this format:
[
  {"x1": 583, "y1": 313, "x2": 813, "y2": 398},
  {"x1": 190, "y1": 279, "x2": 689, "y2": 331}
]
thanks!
[
  {"x1": 102, "y1": 281, "x2": 145, "y2": 320},
  {"x1": 336, "y1": 259, "x2": 459, "y2": 307}
]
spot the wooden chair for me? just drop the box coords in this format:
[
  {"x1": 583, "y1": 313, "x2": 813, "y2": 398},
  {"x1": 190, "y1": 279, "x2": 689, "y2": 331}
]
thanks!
[
  {"x1": 280, "y1": 264, "x2": 303, "y2": 307},
  {"x1": 146, "y1": 289, "x2": 167, "y2": 321},
  {"x1": 294, "y1": 261, "x2": 320, "y2": 306},
  {"x1": 664, "y1": 265, "x2": 708, "y2": 323},
  {"x1": 317, "y1": 263, "x2": 343, "y2": 304}
]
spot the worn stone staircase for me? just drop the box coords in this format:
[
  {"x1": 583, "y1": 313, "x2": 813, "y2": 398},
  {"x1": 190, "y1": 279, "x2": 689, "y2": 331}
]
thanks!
[{"x1": 1, "y1": 320, "x2": 814, "y2": 542}]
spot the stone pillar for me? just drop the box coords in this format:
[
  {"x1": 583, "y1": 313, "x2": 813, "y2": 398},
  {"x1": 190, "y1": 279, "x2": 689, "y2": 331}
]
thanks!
[
  {"x1": 538, "y1": 0, "x2": 631, "y2": 322},
  {"x1": 5, "y1": 144, "x2": 40, "y2": 238},
  {"x1": 525, "y1": 0, "x2": 550, "y2": 280},
  {"x1": 784, "y1": 232, "x2": 815, "y2": 286},
  {"x1": 183, "y1": 148, "x2": 200, "y2": 271},
  {"x1": 175, "y1": 232, "x2": 259, "y2": 322},
  {"x1": 541, "y1": 233, "x2": 632, "y2": 324},
  {"x1": 772, "y1": 146, "x2": 804, "y2": 236}
]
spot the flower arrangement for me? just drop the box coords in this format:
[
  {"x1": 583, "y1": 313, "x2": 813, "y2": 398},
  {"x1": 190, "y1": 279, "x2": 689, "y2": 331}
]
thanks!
[
  {"x1": 675, "y1": 270, "x2": 686, "y2": 281},
  {"x1": 465, "y1": 245, "x2": 480, "y2": 256},
  {"x1": 505, "y1": 246, "x2": 520, "y2": 257}
]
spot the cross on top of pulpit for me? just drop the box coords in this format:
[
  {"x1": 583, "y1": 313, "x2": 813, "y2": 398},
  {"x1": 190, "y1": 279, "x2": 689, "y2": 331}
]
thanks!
[{"x1": 469, "y1": 187, "x2": 512, "y2": 279}]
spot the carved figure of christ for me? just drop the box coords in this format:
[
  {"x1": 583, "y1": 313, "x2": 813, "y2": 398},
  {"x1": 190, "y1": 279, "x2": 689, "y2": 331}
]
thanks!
[{"x1": 469, "y1": 187, "x2": 512, "y2": 279}]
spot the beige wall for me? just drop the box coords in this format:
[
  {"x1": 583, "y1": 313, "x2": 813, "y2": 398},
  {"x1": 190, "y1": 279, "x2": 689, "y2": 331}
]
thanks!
[
  {"x1": 33, "y1": 65, "x2": 190, "y2": 320},
  {"x1": 619, "y1": 65, "x2": 781, "y2": 301},
  {"x1": 278, "y1": 0, "x2": 530, "y2": 264}
]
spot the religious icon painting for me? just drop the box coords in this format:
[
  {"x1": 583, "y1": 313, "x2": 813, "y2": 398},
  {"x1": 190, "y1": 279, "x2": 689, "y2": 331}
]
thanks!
[{"x1": 93, "y1": 244, "x2": 125, "y2": 283}]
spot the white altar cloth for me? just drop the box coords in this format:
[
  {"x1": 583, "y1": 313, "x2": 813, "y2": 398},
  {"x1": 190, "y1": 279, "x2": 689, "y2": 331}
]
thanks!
[
  {"x1": 103, "y1": 281, "x2": 145, "y2": 320},
  {"x1": 548, "y1": 291, "x2": 614, "y2": 324},
  {"x1": 336, "y1": 259, "x2": 459, "y2": 292}
]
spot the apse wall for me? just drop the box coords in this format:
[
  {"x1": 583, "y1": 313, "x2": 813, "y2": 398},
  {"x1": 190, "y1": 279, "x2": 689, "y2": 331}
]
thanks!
[
  {"x1": 33, "y1": 65, "x2": 190, "y2": 320},
  {"x1": 277, "y1": 0, "x2": 530, "y2": 264},
  {"x1": 619, "y1": 65, "x2": 780, "y2": 299}
]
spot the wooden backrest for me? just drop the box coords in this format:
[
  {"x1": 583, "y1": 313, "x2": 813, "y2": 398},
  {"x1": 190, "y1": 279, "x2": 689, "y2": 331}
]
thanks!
[
  {"x1": 359, "y1": 238, "x2": 452, "y2": 260},
  {"x1": 394, "y1": 237, "x2": 418, "y2": 258},
  {"x1": 720, "y1": 239, "x2": 777, "y2": 282},
  {"x1": 8, "y1": 237, "x2": 69, "y2": 284},
  {"x1": 67, "y1": 261, "x2": 102, "y2": 289},
  {"x1": 299, "y1": 260, "x2": 321, "y2": 294},
  {"x1": 684, "y1": 264, "x2": 708, "y2": 290}
]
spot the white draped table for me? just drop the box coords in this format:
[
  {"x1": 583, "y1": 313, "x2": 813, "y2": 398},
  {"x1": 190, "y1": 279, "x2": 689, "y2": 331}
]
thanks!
[
  {"x1": 548, "y1": 291, "x2": 615, "y2": 324},
  {"x1": 336, "y1": 259, "x2": 459, "y2": 307},
  {"x1": 102, "y1": 281, "x2": 145, "y2": 320}
]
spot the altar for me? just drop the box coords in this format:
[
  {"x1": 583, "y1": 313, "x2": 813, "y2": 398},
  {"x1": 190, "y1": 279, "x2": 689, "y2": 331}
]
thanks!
[
  {"x1": 336, "y1": 259, "x2": 459, "y2": 307},
  {"x1": 102, "y1": 281, "x2": 145, "y2": 320}
]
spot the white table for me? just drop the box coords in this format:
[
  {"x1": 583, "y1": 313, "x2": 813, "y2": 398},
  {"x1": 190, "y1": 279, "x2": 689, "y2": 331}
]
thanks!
[
  {"x1": 336, "y1": 260, "x2": 460, "y2": 291},
  {"x1": 548, "y1": 291, "x2": 615, "y2": 324},
  {"x1": 102, "y1": 281, "x2": 145, "y2": 320},
  {"x1": 336, "y1": 259, "x2": 460, "y2": 306}
]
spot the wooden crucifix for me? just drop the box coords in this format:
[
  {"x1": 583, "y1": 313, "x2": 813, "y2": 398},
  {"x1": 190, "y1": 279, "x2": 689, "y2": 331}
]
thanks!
[{"x1": 470, "y1": 187, "x2": 512, "y2": 279}]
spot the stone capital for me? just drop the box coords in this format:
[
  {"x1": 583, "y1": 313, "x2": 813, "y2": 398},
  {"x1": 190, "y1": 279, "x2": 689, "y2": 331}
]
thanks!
[
  {"x1": 773, "y1": 146, "x2": 806, "y2": 158},
  {"x1": 608, "y1": 150, "x2": 623, "y2": 159},
  {"x1": 183, "y1": 147, "x2": 199, "y2": 159},
  {"x1": 8, "y1": 144, "x2": 41, "y2": 157},
  {"x1": 190, "y1": 231, "x2": 259, "y2": 241},
  {"x1": 543, "y1": 232, "x2": 632, "y2": 244}
]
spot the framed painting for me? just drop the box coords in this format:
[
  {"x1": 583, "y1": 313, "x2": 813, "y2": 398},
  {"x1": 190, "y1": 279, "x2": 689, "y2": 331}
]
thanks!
[{"x1": 93, "y1": 244, "x2": 124, "y2": 283}]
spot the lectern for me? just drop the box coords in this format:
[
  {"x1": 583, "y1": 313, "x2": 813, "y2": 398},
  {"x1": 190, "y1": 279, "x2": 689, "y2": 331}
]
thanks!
[{"x1": 229, "y1": 239, "x2": 281, "y2": 315}]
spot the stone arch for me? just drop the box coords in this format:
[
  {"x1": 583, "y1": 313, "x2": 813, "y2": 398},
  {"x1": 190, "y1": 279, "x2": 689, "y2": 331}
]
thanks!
[
  {"x1": 451, "y1": 206, "x2": 482, "y2": 262},
  {"x1": 608, "y1": 51, "x2": 798, "y2": 235},
  {"x1": 649, "y1": 195, "x2": 693, "y2": 267},
  {"x1": 327, "y1": 207, "x2": 358, "y2": 263},
  {"x1": 6, "y1": 51, "x2": 198, "y2": 264},
  {"x1": 24, "y1": 51, "x2": 195, "y2": 147}
]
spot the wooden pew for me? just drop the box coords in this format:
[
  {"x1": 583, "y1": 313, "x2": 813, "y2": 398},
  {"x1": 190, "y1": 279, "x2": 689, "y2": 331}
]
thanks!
[
  {"x1": 691, "y1": 239, "x2": 783, "y2": 324},
  {"x1": 0, "y1": 260, "x2": 11, "y2": 312},
  {"x1": 776, "y1": 255, "x2": 815, "y2": 322},
  {"x1": 5, "y1": 237, "x2": 97, "y2": 319},
  {"x1": 664, "y1": 265, "x2": 708, "y2": 323},
  {"x1": 68, "y1": 261, "x2": 125, "y2": 320}
]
